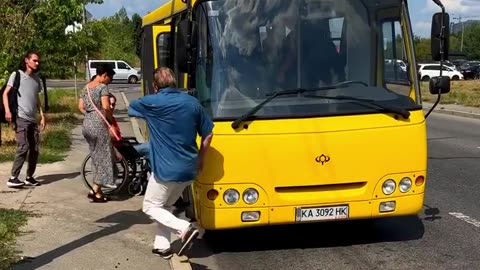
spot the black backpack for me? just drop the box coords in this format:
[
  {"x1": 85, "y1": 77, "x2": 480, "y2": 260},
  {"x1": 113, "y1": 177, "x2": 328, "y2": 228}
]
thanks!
[{"x1": 0, "y1": 70, "x2": 21, "y2": 124}]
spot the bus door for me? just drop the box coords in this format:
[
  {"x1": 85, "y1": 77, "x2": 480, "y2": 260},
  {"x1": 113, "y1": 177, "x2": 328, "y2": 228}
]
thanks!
[{"x1": 142, "y1": 24, "x2": 172, "y2": 96}]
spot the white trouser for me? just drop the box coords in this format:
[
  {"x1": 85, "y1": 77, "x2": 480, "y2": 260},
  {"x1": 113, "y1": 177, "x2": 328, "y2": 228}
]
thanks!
[{"x1": 142, "y1": 173, "x2": 193, "y2": 251}]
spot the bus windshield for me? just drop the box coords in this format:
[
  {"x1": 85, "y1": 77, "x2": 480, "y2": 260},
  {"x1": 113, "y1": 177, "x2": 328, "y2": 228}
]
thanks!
[{"x1": 195, "y1": 0, "x2": 418, "y2": 120}]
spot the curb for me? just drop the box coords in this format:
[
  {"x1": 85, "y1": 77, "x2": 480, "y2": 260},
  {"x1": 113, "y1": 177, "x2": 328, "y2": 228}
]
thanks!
[
  {"x1": 423, "y1": 107, "x2": 480, "y2": 120},
  {"x1": 120, "y1": 91, "x2": 145, "y2": 143}
]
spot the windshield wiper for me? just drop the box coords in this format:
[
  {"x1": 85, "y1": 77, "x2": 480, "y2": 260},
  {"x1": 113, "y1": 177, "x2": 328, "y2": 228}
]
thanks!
[
  {"x1": 303, "y1": 94, "x2": 411, "y2": 119},
  {"x1": 231, "y1": 81, "x2": 368, "y2": 129},
  {"x1": 231, "y1": 81, "x2": 410, "y2": 129}
]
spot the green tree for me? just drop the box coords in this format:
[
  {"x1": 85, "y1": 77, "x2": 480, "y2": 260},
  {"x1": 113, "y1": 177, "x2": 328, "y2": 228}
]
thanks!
[
  {"x1": 131, "y1": 13, "x2": 143, "y2": 58},
  {"x1": 463, "y1": 22, "x2": 480, "y2": 59},
  {"x1": 0, "y1": 0, "x2": 104, "y2": 80},
  {"x1": 413, "y1": 35, "x2": 431, "y2": 62},
  {"x1": 92, "y1": 7, "x2": 140, "y2": 67}
]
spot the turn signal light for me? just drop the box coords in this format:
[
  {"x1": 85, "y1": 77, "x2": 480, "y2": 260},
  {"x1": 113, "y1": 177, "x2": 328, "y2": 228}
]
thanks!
[
  {"x1": 415, "y1": 176, "x2": 425, "y2": 186},
  {"x1": 207, "y1": 189, "x2": 219, "y2": 200}
]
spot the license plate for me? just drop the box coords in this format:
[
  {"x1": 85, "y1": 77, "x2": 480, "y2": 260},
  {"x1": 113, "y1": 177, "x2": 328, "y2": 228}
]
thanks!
[{"x1": 296, "y1": 205, "x2": 349, "y2": 222}]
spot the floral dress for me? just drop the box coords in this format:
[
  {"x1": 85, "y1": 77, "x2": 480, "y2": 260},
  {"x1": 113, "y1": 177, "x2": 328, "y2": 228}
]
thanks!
[{"x1": 80, "y1": 84, "x2": 115, "y2": 186}]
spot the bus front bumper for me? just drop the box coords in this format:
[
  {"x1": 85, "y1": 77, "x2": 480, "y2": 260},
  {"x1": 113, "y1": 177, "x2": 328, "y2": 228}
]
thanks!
[{"x1": 197, "y1": 193, "x2": 424, "y2": 230}]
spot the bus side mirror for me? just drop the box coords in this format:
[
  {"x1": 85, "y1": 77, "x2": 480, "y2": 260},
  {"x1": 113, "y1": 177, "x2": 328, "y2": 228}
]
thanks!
[
  {"x1": 429, "y1": 76, "x2": 451, "y2": 94},
  {"x1": 175, "y1": 20, "x2": 198, "y2": 74},
  {"x1": 431, "y1": 12, "x2": 450, "y2": 61}
]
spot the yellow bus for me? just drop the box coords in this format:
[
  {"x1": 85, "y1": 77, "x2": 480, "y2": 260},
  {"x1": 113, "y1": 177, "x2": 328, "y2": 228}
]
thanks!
[{"x1": 140, "y1": 0, "x2": 451, "y2": 230}]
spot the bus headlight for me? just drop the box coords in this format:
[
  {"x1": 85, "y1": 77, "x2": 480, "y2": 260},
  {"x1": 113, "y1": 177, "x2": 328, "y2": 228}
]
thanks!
[
  {"x1": 243, "y1": 188, "x2": 259, "y2": 204},
  {"x1": 382, "y1": 179, "x2": 396, "y2": 195},
  {"x1": 223, "y1": 189, "x2": 240, "y2": 205},
  {"x1": 399, "y1": 177, "x2": 412, "y2": 193}
]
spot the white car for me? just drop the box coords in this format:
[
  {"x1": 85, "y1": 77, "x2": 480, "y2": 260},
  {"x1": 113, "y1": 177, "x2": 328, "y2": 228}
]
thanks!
[
  {"x1": 86, "y1": 60, "x2": 142, "y2": 84},
  {"x1": 385, "y1": 59, "x2": 407, "y2": 72},
  {"x1": 418, "y1": 63, "x2": 463, "y2": 81}
]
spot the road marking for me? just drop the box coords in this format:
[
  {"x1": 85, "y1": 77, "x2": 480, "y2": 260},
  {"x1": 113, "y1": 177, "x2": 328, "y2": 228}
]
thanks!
[
  {"x1": 120, "y1": 91, "x2": 145, "y2": 143},
  {"x1": 449, "y1": 212, "x2": 480, "y2": 228}
]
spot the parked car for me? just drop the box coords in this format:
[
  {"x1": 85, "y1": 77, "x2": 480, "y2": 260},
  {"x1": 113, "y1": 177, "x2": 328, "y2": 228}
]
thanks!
[
  {"x1": 461, "y1": 64, "x2": 480, "y2": 80},
  {"x1": 458, "y1": 60, "x2": 480, "y2": 71},
  {"x1": 385, "y1": 59, "x2": 407, "y2": 72},
  {"x1": 417, "y1": 63, "x2": 463, "y2": 81},
  {"x1": 86, "y1": 60, "x2": 142, "y2": 84}
]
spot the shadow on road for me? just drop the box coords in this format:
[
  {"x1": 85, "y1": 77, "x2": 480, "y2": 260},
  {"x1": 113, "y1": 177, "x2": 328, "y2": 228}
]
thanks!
[
  {"x1": 424, "y1": 204, "x2": 442, "y2": 221},
  {"x1": 183, "y1": 215, "x2": 425, "y2": 259},
  {"x1": 13, "y1": 209, "x2": 151, "y2": 270},
  {"x1": 37, "y1": 172, "x2": 81, "y2": 185}
]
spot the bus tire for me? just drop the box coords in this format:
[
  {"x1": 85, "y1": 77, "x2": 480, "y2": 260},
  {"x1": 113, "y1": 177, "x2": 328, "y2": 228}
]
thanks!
[{"x1": 183, "y1": 185, "x2": 196, "y2": 221}]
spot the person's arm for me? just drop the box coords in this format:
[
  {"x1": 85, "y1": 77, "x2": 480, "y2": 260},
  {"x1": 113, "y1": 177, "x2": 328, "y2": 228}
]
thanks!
[
  {"x1": 197, "y1": 106, "x2": 215, "y2": 173},
  {"x1": 2, "y1": 72, "x2": 16, "y2": 122},
  {"x1": 2, "y1": 86, "x2": 12, "y2": 122},
  {"x1": 38, "y1": 97, "x2": 46, "y2": 131},
  {"x1": 99, "y1": 86, "x2": 114, "y2": 123},
  {"x1": 78, "y1": 98, "x2": 86, "y2": 115},
  {"x1": 127, "y1": 98, "x2": 146, "y2": 119}
]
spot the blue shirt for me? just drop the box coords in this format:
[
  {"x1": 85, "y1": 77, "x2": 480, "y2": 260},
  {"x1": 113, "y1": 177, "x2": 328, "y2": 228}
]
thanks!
[{"x1": 128, "y1": 88, "x2": 214, "y2": 182}]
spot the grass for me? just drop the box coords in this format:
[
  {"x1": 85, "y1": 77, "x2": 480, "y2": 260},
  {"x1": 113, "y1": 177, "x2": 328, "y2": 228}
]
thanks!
[
  {"x1": 0, "y1": 89, "x2": 80, "y2": 163},
  {"x1": 0, "y1": 208, "x2": 28, "y2": 270},
  {"x1": 421, "y1": 80, "x2": 480, "y2": 107}
]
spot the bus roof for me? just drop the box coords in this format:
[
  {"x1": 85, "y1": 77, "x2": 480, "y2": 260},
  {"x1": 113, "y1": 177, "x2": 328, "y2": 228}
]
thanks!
[
  {"x1": 142, "y1": 0, "x2": 199, "y2": 27},
  {"x1": 142, "y1": 0, "x2": 408, "y2": 26}
]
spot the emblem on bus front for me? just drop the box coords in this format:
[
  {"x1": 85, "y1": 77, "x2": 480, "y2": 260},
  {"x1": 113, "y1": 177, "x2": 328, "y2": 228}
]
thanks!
[{"x1": 315, "y1": 155, "x2": 330, "y2": 165}]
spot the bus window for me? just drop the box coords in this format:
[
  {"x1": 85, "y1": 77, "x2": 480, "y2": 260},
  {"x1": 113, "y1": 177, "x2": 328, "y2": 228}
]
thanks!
[
  {"x1": 382, "y1": 20, "x2": 411, "y2": 96},
  {"x1": 157, "y1": 33, "x2": 171, "y2": 68}
]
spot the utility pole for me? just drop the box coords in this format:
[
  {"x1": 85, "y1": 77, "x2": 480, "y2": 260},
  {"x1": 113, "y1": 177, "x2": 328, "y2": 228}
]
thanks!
[
  {"x1": 452, "y1": 15, "x2": 464, "y2": 52},
  {"x1": 83, "y1": 4, "x2": 88, "y2": 80},
  {"x1": 460, "y1": 15, "x2": 464, "y2": 52},
  {"x1": 452, "y1": 14, "x2": 480, "y2": 54}
]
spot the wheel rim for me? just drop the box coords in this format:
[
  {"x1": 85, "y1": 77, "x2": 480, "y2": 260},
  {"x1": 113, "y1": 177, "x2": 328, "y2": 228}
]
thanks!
[
  {"x1": 127, "y1": 179, "x2": 144, "y2": 196},
  {"x1": 81, "y1": 154, "x2": 129, "y2": 195}
]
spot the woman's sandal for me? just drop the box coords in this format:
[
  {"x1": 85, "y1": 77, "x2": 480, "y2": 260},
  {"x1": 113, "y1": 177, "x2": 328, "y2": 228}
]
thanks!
[
  {"x1": 88, "y1": 192, "x2": 108, "y2": 203},
  {"x1": 90, "y1": 195, "x2": 108, "y2": 203}
]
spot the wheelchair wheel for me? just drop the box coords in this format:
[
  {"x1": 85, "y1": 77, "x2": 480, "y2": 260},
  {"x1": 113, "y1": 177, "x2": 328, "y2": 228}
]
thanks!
[
  {"x1": 81, "y1": 154, "x2": 130, "y2": 195},
  {"x1": 127, "y1": 178, "x2": 145, "y2": 196}
]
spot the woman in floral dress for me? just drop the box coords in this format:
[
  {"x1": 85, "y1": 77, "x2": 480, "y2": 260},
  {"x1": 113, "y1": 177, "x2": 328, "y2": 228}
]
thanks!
[{"x1": 78, "y1": 65, "x2": 116, "y2": 202}]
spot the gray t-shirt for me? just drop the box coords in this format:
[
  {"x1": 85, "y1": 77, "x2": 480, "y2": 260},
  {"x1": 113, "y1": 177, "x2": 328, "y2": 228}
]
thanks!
[{"x1": 7, "y1": 70, "x2": 43, "y2": 123}]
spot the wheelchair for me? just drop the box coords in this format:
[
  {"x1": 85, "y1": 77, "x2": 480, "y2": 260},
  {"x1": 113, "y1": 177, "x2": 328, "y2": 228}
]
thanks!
[{"x1": 81, "y1": 137, "x2": 150, "y2": 196}]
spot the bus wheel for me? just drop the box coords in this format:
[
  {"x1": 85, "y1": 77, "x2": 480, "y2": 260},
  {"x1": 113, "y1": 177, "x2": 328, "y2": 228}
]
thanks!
[{"x1": 183, "y1": 185, "x2": 196, "y2": 221}]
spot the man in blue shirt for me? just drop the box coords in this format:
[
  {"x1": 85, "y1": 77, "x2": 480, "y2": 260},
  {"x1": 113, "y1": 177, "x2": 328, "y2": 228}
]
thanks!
[{"x1": 128, "y1": 67, "x2": 214, "y2": 259}]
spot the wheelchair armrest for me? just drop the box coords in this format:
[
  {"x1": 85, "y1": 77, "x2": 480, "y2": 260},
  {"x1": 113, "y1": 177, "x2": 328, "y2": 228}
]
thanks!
[{"x1": 119, "y1": 136, "x2": 139, "y2": 144}]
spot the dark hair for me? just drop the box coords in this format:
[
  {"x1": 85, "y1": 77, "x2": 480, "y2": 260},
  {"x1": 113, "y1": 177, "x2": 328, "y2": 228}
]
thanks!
[
  {"x1": 96, "y1": 64, "x2": 116, "y2": 78},
  {"x1": 19, "y1": 50, "x2": 41, "y2": 72}
]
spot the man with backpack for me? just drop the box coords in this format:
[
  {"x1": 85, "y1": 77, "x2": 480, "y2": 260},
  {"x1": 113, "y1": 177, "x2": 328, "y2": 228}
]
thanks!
[{"x1": 1, "y1": 50, "x2": 46, "y2": 188}]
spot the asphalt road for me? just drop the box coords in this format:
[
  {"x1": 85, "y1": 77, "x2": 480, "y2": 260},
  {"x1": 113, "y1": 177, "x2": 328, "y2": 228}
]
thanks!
[
  {"x1": 121, "y1": 85, "x2": 480, "y2": 270},
  {"x1": 46, "y1": 79, "x2": 136, "y2": 90}
]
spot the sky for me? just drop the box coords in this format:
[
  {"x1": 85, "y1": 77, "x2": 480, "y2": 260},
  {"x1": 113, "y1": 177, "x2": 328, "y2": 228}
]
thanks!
[{"x1": 86, "y1": 0, "x2": 480, "y2": 37}]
